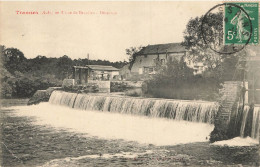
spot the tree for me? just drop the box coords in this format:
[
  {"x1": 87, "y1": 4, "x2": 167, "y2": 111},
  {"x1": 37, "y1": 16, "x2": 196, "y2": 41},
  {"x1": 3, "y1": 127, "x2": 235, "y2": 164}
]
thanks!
[
  {"x1": 0, "y1": 63, "x2": 16, "y2": 98},
  {"x1": 2, "y1": 47, "x2": 27, "y2": 73},
  {"x1": 125, "y1": 46, "x2": 143, "y2": 62},
  {"x1": 182, "y1": 13, "x2": 223, "y2": 70},
  {"x1": 182, "y1": 13, "x2": 244, "y2": 81},
  {"x1": 150, "y1": 58, "x2": 194, "y2": 87},
  {"x1": 56, "y1": 55, "x2": 73, "y2": 80},
  {"x1": 125, "y1": 46, "x2": 143, "y2": 70}
]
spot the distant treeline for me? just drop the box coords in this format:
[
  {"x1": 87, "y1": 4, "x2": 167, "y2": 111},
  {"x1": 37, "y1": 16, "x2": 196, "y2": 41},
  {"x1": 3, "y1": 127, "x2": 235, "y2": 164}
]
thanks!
[{"x1": 0, "y1": 45, "x2": 127, "y2": 98}]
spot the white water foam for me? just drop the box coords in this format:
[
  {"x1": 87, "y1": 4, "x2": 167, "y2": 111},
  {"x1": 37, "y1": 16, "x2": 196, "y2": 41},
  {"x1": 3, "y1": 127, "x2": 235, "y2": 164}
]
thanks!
[
  {"x1": 212, "y1": 137, "x2": 259, "y2": 147},
  {"x1": 8, "y1": 102, "x2": 214, "y2": 146}
]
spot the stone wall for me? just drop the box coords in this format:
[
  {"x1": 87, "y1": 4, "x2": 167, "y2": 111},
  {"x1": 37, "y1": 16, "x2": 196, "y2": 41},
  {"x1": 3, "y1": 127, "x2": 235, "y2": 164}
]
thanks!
[{"x1": 28, "y1": 87, "x2": 61, "y2": 105}]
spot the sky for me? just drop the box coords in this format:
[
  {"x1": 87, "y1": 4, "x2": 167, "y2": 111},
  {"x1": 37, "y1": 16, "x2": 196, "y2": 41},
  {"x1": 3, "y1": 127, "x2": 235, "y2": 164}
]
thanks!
[{"x1": 0, "y1": 1, "x2": 219, "y2": 62}]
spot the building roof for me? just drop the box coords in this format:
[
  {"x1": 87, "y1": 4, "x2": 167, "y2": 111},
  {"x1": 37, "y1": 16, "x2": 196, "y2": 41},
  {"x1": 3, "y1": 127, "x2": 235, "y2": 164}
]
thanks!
[
  {"x1": 137, "y1": 43, "x2": 186, "y2": 55},
  {"x1": 86, "y1": 65, "x2": 119, "y2": 71},
  {"x1": 73, "y1": 66, "x2": 89, "y2": 69}
]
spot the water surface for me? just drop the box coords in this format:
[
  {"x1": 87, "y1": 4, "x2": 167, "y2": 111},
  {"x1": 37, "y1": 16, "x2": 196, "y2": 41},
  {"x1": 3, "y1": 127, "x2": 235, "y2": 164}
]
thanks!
[{"x1": 1, "y1": 101, "x2": 259, "y2": 166}]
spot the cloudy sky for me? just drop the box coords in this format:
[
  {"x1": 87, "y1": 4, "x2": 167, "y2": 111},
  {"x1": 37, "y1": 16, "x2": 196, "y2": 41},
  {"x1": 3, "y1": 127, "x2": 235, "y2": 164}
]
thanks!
[{"x1": 1, "y1": 1, "x2": 219, "y2": 62}]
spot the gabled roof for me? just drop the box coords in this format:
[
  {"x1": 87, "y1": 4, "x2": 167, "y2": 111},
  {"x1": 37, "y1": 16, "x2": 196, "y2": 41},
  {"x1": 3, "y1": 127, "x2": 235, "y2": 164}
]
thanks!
[
  {"x1": 86, "y1": 65, "x2": 119, "y2": 71},
  {"x1": 137, "y1": 43, "x2": 186, "y2": 55}
]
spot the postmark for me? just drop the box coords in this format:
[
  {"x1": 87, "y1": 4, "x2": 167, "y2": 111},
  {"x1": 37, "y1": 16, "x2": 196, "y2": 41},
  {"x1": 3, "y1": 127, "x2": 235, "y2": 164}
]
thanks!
[{"x1": 201, "y1": 3, "x2": 258, "y2": 54}]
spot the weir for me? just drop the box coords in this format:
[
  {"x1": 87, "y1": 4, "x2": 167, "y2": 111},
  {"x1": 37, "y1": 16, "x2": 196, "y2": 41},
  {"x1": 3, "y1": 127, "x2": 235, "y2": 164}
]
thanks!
[{"x1": 49, "y1": 91, "x2": 219, "y2": 124}]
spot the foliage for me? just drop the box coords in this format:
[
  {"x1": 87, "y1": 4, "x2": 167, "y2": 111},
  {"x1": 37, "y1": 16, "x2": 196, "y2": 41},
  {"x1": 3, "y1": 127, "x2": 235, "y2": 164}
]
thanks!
[
  {"x1": 125, "y1": 46, "x2": 143, "y2": 70},
  {"x1": 154, "y1": 57, "x2": 194, "y2": 83},
  {"x1": 182, "y1": 13, "x2": 224, "y2": 70},
  {"x1": 73, "y1": 58, "x2": 127, "y2": 69},
  {"x1": 182, "y1": 13, "x2": 246, "y2": 82},
  {"x1": 125, "y1": 46, "x2": 143, "y2": 62},
  {"x1": 0, "y1": 45, "x2": 126, "y2": 98},
  {"x1": 62, "y1": 84, "x2": 99, "y2": 94},
  {"x1": 1, "y1": 47, "x2": 27, "y2": 73},
  {"x1": 146, "y1": 58, "x2": 221, "y2": 100},
  {"x1": 55, "y1": 55, "x2": 74, "y2": 79}
]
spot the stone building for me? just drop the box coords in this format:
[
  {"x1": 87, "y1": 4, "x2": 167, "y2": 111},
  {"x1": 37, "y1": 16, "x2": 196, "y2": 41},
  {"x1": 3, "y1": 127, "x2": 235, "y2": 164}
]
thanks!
[
  {"x1": 130, "y1": 43, "x2": 186, "y2": 76},
  {"x1": 120, "y1": 43, "x2": 206, "y2": 80}
]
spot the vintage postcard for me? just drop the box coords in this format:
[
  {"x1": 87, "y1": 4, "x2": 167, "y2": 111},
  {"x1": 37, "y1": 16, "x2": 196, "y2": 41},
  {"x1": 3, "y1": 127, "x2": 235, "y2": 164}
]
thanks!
[{"x1": 0, "y1": 1, "x2": 259, "y2": 167}]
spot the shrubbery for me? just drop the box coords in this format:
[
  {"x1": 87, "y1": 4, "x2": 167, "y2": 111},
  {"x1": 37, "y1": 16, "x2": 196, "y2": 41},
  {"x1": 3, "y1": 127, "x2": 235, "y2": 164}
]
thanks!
[
  {"x1": 62, "y1": 83, "x2": 99, "y2": 94},
  {"x1": 1, "y1": 73, "x2": 62, "y2": 98},
  {"x1": 146, "y1": 58, "x2": 222, "y2": 101}
]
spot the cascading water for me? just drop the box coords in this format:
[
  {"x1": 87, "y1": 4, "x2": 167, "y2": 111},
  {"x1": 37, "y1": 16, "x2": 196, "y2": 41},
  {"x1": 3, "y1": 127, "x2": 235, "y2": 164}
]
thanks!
[
  {"x1": 251, "y1": 107, "x2": 260, "y2": 139},
  {"x1": 49, "y1": 91, "x2": 78, "y2": 108},
  {"x1": 240, "y1": 105, "x2": 250, "y2": 137},
  {"x1": 49, "y1": 91, "x2": 219, "y2": 124},
  {"x1": 238, "y1": 105, "x2": 260, "y2": 139}
]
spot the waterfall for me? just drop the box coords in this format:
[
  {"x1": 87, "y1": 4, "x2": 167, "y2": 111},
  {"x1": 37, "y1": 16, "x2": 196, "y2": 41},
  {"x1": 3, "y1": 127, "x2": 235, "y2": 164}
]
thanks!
[
  {"x1": 49, "y1": 91, "x2": 78, "y2": 108},
  {"x1": 251, "y1": 107, "x2": 260, "y2": 139},
  {"x1": 49, "y1": 91, "x2": 219, "y2": 124},
  {"x1": 240, "y1": 105, "x2": 250, "y2": 137},
  {"x1": 238, "y1": 105, "x2": 260, "y2": 139}
]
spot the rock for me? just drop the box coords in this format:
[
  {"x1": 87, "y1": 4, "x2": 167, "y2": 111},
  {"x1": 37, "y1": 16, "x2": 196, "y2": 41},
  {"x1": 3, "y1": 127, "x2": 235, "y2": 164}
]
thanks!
[
  {"x1": 62, "y1": 79, "x2": 75, "y2": 88},
  {"x1": 27, "y1": 87, "x2": 61, "y2": 105}
]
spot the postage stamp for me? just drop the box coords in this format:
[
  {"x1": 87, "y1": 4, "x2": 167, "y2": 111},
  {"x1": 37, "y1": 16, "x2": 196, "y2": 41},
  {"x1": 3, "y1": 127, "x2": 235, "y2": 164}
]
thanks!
[
  {"x1": 224, "y1": 3, "x2": 258, "y2": 45},
  {"x1": 201, "y1": 2, "x2": 259, "y2": 54}
]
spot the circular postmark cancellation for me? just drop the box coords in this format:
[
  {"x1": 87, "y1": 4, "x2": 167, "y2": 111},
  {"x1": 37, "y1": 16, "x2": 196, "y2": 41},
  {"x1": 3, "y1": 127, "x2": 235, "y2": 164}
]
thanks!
[{"x1": 201, "y1": 3, "x2": 254, "y2": 54}]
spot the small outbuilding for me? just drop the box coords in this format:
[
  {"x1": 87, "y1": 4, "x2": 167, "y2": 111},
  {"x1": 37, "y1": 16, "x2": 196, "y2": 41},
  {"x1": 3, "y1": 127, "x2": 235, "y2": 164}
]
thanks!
[{"x1": 73, "y1": 65, "x2": 119, "y2": 84}]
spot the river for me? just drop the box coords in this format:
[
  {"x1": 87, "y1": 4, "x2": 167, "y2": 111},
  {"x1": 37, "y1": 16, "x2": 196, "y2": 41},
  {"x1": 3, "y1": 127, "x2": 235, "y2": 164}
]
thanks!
[{"x1": 0, "y1": 99, "x2": 259, "y2": 166}]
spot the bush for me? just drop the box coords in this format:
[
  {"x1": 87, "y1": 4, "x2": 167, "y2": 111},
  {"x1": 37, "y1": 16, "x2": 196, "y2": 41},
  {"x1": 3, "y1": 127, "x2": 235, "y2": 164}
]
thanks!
[
  {"x1": 62, "y1": 83, "x2": 99, "y2": 93},
  {"x1": 0, "y1": 74, "x2": 62, "y2": 98},
  {"x1": 146, "y1": 59, "x2": 221, "y2": 101},
  {"x1": 1, "y1": 81, "x2": 13, "y2": 98}
]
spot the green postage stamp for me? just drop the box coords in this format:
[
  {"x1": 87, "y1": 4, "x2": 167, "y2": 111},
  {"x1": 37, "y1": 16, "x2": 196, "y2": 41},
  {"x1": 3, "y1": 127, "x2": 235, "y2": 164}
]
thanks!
[{"x1": 224, "y1": 3, "x2": 258, "y2": 45}]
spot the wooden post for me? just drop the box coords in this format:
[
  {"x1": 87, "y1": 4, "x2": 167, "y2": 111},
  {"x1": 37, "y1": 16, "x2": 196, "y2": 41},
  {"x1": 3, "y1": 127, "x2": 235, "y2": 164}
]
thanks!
[
  {"x1": 253, "y1": 74, "x2": 255, "y2": 104},
  {"x1": 85, "y1": 69, "x2": 88, "y2": 83},
  {"x1": 72, "y1": 67, "x2": 76, "y2": 79}
]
